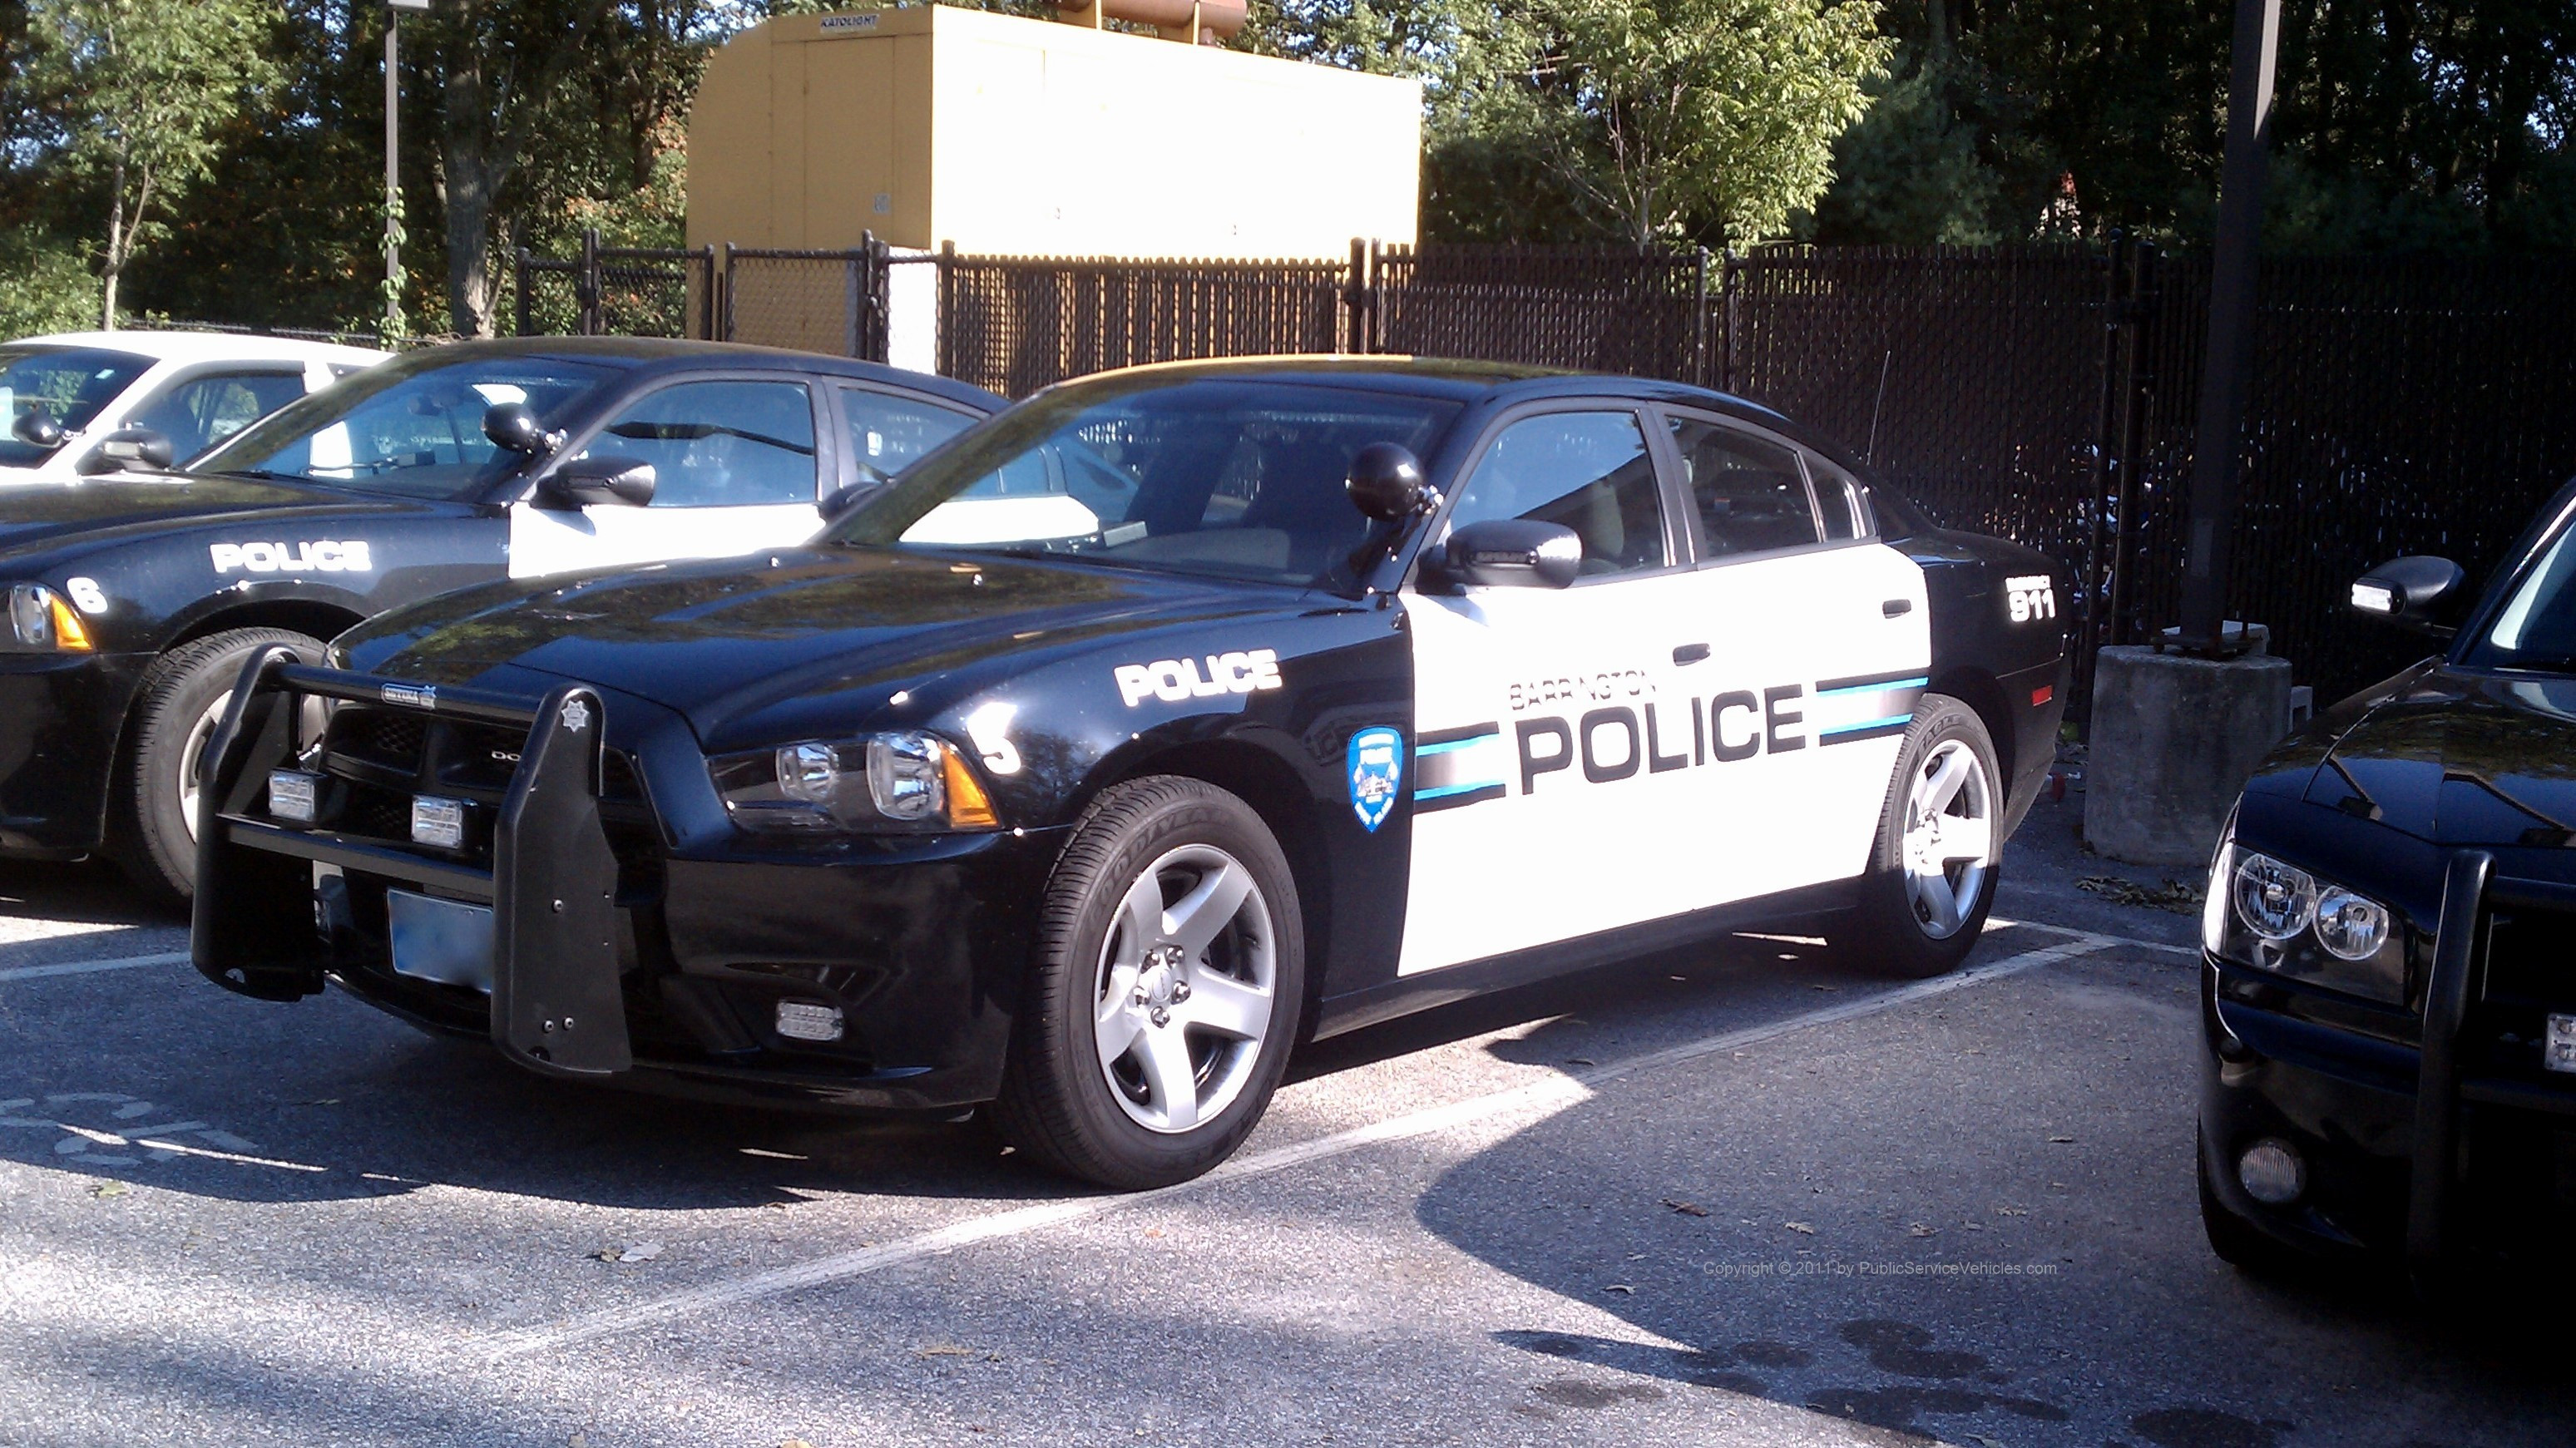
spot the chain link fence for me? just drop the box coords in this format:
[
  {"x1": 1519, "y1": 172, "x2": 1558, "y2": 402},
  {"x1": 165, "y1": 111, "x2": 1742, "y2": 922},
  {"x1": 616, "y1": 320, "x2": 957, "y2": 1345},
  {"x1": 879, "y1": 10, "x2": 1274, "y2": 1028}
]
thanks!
[{"x1": 512, "y1": 234, "x2": 2576, "y2": 709}]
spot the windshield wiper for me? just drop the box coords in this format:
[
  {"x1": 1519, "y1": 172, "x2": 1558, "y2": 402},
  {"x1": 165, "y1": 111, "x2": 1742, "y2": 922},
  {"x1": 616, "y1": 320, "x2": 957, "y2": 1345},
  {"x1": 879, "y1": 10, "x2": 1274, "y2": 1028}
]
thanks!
[{"x1": 201, "y1": 467, "x2": 313, "y2": 485}]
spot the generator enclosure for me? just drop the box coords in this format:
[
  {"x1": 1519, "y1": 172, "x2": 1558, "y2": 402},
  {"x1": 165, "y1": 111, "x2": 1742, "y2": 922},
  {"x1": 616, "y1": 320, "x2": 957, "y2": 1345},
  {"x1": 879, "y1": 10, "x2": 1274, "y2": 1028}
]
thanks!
[{"x1": 685, "y1": 5, "x2": 1422, "y2": 260}]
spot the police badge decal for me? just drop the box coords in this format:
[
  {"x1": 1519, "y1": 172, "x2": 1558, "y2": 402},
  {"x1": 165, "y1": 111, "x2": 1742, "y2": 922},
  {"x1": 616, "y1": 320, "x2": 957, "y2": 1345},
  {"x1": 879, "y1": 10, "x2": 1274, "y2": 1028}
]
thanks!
[{"x1": 1347, "y1": 726, "x2": 1403, "y2": 833}]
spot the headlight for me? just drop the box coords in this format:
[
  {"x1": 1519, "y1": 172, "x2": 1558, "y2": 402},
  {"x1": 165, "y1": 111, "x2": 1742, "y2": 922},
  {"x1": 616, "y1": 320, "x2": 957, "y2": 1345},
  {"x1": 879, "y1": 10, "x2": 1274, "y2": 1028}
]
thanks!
[
  {"x1": 710, "y1": 730, "x2": 999, "y2": 834},
  {"x1": 2205, "y1": 835, "x2": 2406, "y2": 1002},
  {"x1": 2, "y1": 584, "x2": 93, "y2": 652}
]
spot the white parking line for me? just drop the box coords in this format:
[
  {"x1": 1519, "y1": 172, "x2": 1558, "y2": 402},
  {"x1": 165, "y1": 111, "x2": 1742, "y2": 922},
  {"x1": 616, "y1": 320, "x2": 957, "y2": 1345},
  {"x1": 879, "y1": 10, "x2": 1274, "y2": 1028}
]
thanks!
[
  {"x1": 0, "y1": 951, "x2": 190, "y2": 984},
  {"x1": 480, "y1": 928, "x2": 2128, "y2": 1360}
]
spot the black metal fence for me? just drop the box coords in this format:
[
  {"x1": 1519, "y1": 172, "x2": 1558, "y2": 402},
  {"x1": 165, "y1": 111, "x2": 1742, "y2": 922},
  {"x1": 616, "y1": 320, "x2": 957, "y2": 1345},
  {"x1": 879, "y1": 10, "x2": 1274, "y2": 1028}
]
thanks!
[{"x1": 512, "y1": 236, "x2": 2576, "y2": 709}]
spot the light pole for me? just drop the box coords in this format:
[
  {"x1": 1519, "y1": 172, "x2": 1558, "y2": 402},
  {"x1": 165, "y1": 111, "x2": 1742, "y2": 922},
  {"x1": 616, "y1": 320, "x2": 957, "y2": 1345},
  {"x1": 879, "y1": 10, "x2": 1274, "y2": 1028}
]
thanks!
[{"x1": 385, "y1": 0, "x2": 430, "y2": 339}]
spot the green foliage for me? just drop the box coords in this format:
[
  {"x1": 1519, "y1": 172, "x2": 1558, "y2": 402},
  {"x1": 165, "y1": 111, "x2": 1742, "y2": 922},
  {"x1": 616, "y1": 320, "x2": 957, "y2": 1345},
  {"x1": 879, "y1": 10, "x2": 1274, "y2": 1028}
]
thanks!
[
  {"x1": 21, "y1": 0, "x2": 279, "y2": 324},
  {"x1": 0, "y1": 226, "x2": 100, "y2": 338},
  {"x1": 1802, "y1": 41, "x2": 2000, "y2": 244}
]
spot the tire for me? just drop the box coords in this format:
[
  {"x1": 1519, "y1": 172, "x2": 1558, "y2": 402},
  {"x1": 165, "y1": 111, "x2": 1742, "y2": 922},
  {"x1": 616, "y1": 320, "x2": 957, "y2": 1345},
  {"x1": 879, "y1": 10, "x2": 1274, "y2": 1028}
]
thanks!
[
  {"x1": 1842, "y1": 692, "x2": 2003, "y2": 978},
  {"x1": 993, "y1": 776, "x2": 1306, "y2": 1190},
  {"x1": 111, "y1": 627, "x2": 323, "y2": 905},
  {"x1": 2198, "y1": 1128, "x2": 2308, "y2": 1279}
]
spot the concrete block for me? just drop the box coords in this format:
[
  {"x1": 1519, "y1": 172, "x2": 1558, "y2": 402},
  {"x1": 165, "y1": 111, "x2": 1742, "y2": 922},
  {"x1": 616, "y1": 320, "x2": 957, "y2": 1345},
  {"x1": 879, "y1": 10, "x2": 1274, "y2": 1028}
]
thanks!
[{"x1": 2085, "y1": 642, "x2": 2296, "y2": 867}]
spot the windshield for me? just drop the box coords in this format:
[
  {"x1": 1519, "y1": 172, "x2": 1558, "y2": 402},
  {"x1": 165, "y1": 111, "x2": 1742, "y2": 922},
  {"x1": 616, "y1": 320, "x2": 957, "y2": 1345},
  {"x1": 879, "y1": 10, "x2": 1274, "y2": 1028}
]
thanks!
[
  {"x1": 2468, "y1": 502, "x2": 2576, "y2": 674},
  {"x1": 194, "y1": 353, "x2": 613, "y2": 500},
  {"x1": 829, "y1": 378, "x2": 1462, "y2": 589},
  {"x1": 0, "y1": 345, "x2": 153, "y2": 467}
]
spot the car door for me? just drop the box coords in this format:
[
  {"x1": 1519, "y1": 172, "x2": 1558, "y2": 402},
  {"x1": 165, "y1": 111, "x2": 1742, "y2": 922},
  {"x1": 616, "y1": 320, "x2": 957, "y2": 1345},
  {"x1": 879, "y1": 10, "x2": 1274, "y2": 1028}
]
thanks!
[
  {"x1": 509, "y1": 375, "x2": 830, "y2": 578},
  {"x1": 1659, "y1": 411, "x2": 1931, "y2": 906},
  {"x1": 1397, "y1": 405, "x2": 1713, "y2": 977}
]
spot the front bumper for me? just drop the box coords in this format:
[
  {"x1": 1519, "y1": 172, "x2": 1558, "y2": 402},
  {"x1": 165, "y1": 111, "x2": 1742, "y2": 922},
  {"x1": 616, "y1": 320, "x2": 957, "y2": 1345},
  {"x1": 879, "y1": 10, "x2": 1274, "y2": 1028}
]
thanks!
[
  {"x1": 0, "y1": 650, "x2": 151, "y2": 857},
  {"x1": 191, "y1": 650, "x2": 1056, "y2": 1111},
  {"x1": 2201, "y1": 854, "x2": 2576, "y2": 1278}
]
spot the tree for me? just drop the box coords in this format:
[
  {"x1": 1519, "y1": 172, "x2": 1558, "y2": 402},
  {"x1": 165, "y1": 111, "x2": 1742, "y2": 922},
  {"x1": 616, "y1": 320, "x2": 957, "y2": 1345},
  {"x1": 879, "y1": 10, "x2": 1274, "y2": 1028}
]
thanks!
[
  {"x1": 23, "y1": 0, "x2": 277, "y2": 328},
  {"x1": 1462, "y1": 0, "x2": 1893, "y2": 247}
]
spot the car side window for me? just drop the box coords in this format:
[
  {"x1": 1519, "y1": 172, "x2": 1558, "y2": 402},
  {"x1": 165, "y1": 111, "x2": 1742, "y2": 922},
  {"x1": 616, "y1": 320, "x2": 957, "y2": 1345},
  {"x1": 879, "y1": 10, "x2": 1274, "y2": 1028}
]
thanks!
[
  {"x1": 587, "y1": 379, "x2": 819, "y2": 507},
  {"x1": 128, "y1": 369, "x2": 305, "y2": 462},
  {"x1": 1807, "y1": 457, "x2": 1864, "y2": 541},
  {"x1": 1667, "y1": 418, "x2": 1821, "y2": 558},
  {"x1": 837, "y1": 386, "x2": 977, "y2": 483},
  {"x1": 1447, "y1": 411, "x2": 1669, "y2": 577}
]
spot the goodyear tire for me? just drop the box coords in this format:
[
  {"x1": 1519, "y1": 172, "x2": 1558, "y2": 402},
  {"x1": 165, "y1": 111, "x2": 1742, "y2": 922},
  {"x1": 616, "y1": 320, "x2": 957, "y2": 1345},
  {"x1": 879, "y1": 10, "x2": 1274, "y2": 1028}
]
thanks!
[
  {"x1": 994, "y1": 776, "x2": 1304, "y2": 1190},
  {"x1": 112, "y1": 627, "x2": 323, "y2": 906},
  {"x1": 1844, "y1": 692, "x2": 2002, "y2": 978}
]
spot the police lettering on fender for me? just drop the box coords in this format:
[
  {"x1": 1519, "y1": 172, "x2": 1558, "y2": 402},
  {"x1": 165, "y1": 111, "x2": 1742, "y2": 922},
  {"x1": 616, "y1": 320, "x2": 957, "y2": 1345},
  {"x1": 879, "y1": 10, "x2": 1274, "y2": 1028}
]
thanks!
[{"x1": 209, "y1": 540, "x2": 373, "y2": 575}]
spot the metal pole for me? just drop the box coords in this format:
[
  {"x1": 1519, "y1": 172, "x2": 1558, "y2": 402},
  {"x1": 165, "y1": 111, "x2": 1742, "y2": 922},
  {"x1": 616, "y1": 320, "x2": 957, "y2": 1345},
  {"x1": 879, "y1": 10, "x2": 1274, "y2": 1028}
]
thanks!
[
  {"x1": 384, "y1": 15, "x2": 400, "y2": 334},
  {"x1": 2174, "y1": 0, "x2": 2283, "y2": 655}
]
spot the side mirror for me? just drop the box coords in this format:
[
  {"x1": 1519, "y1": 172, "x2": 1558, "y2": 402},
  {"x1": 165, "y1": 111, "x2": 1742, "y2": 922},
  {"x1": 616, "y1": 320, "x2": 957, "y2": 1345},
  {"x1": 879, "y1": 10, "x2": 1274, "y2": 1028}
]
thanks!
[
  {"x1": 822, "y1": 464, "x2": 893, "y2": 520},
  {"x1": 10, "y1": 409, "x2": 64, "y2": 450},
  {"x1": 2351, "y1": 555, "x2": 2466, "y2": 637},
  {"x1": 75, "y1": 427, "x2": 176, "y2": 476},
  {"x1": 1346, "y1": 442, "x2": 1436, "y2": 521},
  {"x1": 536, "y1": 455, "x2": 656, "y2": 510},
  {"x1": 483, "y1": 402, "x2": 557, "y2": 456},
  {"x1": 1435, "y1": 519, "x2": 1583, "y2": 590}
]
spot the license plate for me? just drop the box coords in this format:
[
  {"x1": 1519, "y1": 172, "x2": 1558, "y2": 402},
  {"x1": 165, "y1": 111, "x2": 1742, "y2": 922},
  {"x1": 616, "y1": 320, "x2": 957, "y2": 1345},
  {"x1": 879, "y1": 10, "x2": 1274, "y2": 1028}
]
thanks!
[
  {"x1": 2549, "y1": 1015, "x2": 2576, "y2": 1075},
  {"x1": 387, "y1": 890, "x2": 494, "y2": 994}
]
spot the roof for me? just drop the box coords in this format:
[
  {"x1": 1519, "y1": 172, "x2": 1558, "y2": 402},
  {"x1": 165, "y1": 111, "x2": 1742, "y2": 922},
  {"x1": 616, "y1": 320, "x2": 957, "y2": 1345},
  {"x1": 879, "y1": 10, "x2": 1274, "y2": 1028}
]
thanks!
[
  {"x1": 12, "y1": 330, "x2": 389, "y2": 365},
  {"x1": 384, "y1": 336, "x2": 1007, "y2": 412}
]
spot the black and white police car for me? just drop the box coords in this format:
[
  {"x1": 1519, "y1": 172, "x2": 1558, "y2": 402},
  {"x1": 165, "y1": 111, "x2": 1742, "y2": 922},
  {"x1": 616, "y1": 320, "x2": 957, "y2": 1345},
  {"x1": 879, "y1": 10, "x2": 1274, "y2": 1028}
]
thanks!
[
  {"x1": 193, "y1": 358, "x2": 2069, "y2": 1188},
  {"x1": 0, "y1": 337, "x2": 999, "y2": 899},
  {"x1": 2198, "y1": 475, "x2": 2576, "y2": 1288}
]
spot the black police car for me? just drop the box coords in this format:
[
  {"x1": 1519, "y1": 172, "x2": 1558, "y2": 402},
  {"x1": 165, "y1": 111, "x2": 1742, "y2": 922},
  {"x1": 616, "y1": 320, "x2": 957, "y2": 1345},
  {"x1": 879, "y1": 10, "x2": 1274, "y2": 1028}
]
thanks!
[
  {"x1": 2199, "y1": 477, "x2": 2576, "y2": 1287},
  {"x1": 193, "y1": 358, "x2": 2069, "y2": 1188},
  {"x1": 0, "y1": 338, "x2": 999, "y2": 899}
]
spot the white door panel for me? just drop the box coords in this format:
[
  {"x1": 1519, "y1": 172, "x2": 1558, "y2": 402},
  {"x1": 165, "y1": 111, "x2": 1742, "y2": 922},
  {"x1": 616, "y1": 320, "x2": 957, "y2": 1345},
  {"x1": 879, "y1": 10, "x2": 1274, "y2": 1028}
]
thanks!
[
  {"x1": 1398, "y1": 542, "x2": 1930, "y2": 977},
  {"x1": 507, "y1": 502, "x2": 821, "y2": 579}
]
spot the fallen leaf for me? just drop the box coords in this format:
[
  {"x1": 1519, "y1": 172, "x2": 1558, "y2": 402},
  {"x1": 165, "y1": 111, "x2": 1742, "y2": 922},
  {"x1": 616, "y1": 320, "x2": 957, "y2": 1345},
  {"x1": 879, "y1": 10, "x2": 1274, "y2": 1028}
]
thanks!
[
  {"x1": 596, "y1": 1241, "x2": 665, "y2": 1263},
  {"x1": 1565, "y1": 1057, "x2": 1597, "y2": 1066},
  {"x1": 1995, "y1": 1206, "x2": 2029, "y2": 1217},
  {"x1": 90, "y1": 1181, "x2": 130, "y2": 1199},
  {"x1": 2048, "y1": 1135, "x2": 2075, "y2": 1144},
  {"x1": 915, "y1": 1343, "x2": 978, "y2": 1358},
  {"x1": 1784, "y1": 1221, "x2": 1815, "y2": 1235},
  {"x1": 1142, "y1": 1227, "x2": 1164, "y2": 1238},
  {"x1": 1907, "y1": 1224, "x2": 1936, "y2": 1238},
  {"x1": 1662, "y1": 1198, "x2": 1709, "y2": 1218},
  {"x1": 2075, "y1": 875, "x2": 2203, "y2": 913},
  {"x1": 1604, "y1": 1283, "x2": 1635, "y2": 1295}
]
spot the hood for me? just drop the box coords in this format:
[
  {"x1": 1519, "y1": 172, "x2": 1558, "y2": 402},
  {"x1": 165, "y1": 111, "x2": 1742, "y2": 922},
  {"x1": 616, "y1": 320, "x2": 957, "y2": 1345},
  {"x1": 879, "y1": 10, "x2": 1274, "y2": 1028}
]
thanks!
[
  {"x1": 0, "y1": 472, "x2": 408, "y2": 560},
  {"x1": 2302, "y1": 665, "x2": 2576, "y2": 848},
  {"x1": 339, "y1": 547, "x2": 1293, "y2": 734}
]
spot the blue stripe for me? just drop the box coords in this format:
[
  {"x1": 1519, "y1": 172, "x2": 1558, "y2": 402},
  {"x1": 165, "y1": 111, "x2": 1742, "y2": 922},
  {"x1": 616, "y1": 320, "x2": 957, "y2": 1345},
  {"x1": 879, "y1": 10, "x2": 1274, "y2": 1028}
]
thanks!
[
  {"x1": 1820, "y1": 714, "x2": 1914, "y2": 736},
  {"x1": 1415, "y1": 736, "x2": 1492, "y2": 757},
  {"x1": 1416, "y1": 780, "x2": 1502, "y2": 800},
  {"x1": 1815, "y1": 676, "x2": 1928, "y2": 699}
]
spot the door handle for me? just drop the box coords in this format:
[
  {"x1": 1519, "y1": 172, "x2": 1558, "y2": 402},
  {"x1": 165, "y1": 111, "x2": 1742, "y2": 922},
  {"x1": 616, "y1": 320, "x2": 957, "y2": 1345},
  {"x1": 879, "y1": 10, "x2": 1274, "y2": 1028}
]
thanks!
[
  {"x1": 1672, "y1": 642, "x2": 1711, "y2": 665},
  {"x1": 1882, "y1": 598, "x2": 1913, "y2": 618}
]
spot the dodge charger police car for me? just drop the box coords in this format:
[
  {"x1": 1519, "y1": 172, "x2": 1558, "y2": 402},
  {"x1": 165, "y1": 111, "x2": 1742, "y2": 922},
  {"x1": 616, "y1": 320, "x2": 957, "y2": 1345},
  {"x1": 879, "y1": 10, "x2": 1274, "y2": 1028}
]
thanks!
[
  {"x1": 2, "y1": 330, "x2": 386, "y2": 483},
  {"x1": 2198, "y1": 475, "x2": 2576, "y2": 1290},
  {"x1": 0, "y1": 336, "x2": 999, "y2": 899},
  {"x1": 193, "y1": 358, "x2": 2069, "y2": 1189}
]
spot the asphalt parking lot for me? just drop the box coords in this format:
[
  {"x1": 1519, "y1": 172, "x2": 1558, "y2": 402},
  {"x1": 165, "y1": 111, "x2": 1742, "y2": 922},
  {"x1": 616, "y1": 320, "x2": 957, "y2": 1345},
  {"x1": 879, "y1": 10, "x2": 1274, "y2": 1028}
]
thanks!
[{"x1": 3, "y1": 790, "x2": 2570, "y2": 1448}]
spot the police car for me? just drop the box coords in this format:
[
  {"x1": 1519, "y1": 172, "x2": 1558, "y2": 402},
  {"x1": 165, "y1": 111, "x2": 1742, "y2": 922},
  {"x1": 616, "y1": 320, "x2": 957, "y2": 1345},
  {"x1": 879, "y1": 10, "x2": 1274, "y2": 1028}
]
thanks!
[
  {"x1": 2198, "y1": 476, "x2": 2576, "y2": 1288},
  {"x1": 2, "y1": 330, "x2": 387, "y2": 483},
  {"x1": 0, "y1": 337, "x2": 1000, "y2": 899},
  {"x1": 192, "y1": 358, "x2": 2069, "y2": 1189}
]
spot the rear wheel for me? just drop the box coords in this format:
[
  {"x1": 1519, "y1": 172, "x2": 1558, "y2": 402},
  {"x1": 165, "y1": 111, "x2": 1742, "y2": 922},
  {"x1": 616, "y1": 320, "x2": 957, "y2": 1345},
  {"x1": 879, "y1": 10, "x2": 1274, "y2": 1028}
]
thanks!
[
  {"x1": 1842, "y1": 693, "x2": 2002, "y2": 977},
  {"x1": 111, "y1": 627, "x2": 323, "y2": 905},
  {"x1": 994, "y1": 776, "x2": 1304, "y2": 1189}
]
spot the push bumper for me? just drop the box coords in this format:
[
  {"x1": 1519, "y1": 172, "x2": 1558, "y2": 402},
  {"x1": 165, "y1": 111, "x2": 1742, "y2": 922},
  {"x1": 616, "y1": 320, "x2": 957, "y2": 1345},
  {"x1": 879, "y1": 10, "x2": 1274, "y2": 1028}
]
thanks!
[
  {"x1": 0, "y1": 650, "x2": 151, "y2": 857},
  {"x1": 2201, "y1": 852, "x2": 2576, "y2": 1283},
  {"x1": 191, "y1": 649, "x2": 1055, "y2": 1111}
]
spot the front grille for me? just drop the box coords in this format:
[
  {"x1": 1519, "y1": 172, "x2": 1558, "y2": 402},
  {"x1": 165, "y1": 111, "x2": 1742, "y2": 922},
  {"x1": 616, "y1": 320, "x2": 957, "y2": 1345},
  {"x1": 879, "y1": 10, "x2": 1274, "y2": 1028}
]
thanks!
[
  {"x1": 2484, "y1": 904, "x2": 2574, "y2": 1011},
  {"x1": 332, "y1": 709, "x2": 424, "y2": 772}
]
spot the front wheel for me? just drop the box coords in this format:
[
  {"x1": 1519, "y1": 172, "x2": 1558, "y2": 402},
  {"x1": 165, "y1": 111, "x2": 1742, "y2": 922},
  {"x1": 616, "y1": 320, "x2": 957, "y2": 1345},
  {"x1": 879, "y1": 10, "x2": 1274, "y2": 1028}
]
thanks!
[
  {"x1": 994, "y1": 776, "x2": 1305, "y2": 1189},
  {"x1": 111, "y1": 627, "x2": 323, "y2": 905},
  {"x1": 1842, "y1": 692, "x2": 2002, "y2": 977}
]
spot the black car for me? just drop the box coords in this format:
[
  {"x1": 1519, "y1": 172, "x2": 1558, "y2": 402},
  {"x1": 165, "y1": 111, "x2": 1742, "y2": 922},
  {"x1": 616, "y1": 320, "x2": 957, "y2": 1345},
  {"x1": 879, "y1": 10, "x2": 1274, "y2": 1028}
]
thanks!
[
  {"x1": 2198, "y1": 477, "x2": 2576, "y2": 1287},
  {"x1": 192, "y1": 358, "x2": 2069, "y2": 1188},
  {"x1": 0, "y1": 338, "x2": 1001, "y2": 899}
]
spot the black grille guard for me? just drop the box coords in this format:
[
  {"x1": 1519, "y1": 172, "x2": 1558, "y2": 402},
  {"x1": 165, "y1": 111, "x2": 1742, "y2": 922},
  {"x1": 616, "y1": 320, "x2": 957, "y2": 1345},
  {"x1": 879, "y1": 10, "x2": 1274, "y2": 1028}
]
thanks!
[{"x1": 190, "y1": 645, "x2": 634, "y2": 1079}]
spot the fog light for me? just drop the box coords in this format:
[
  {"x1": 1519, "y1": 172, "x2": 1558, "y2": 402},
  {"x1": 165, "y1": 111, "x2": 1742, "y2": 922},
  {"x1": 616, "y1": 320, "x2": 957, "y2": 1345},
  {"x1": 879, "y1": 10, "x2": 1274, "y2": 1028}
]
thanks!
[
  {"x1": 267, "y1": 770, "x2": 319, "y2": 823},
  {"x1": 774, "y1": 1000, "x2": 844, "y2": 1043},
  {"x1": 2237, "y1": 1139, "x2": 2306, "y2": 1205},
  {"x1": 411, "y1": 795, "x2": 466, "y2": 850}
]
